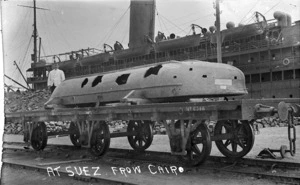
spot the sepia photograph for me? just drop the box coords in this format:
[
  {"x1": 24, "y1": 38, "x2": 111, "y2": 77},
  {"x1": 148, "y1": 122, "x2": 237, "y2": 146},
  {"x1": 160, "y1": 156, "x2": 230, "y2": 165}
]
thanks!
[{"x1": 1, "y1": 0, "x2": 300, "y2": 184}]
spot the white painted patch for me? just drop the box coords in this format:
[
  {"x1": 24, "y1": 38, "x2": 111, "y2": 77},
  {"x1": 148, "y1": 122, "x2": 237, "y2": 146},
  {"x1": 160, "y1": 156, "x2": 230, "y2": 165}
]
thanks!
[
  {"x1": 220, "y1": 86, "x2": 227, "y2": 89},
  {"x1": 215, "y1": 79, "x2": 232, "y2": 86}
]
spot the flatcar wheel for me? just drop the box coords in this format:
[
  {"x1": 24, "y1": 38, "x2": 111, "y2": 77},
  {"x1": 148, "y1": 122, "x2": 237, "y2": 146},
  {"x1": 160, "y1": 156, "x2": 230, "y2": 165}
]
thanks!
[
  {"x1": 181, "y1": 123, "x2": 212, "y2": 166},
  {"x1": 214, "y1": 120, "x2": 254, "y2": 158},
  {"x1": 31, "y1": 122, "x2": 48, "y2": 151},
  {"x1": 90, "y1": 123, "x2": 110, "y2": 156},
  {"x1": 69, "y1": 122, "x2": 81, "y2": 147},
  {"x1": 127, "y1": 120, "x2": 153, "y2": 152}
]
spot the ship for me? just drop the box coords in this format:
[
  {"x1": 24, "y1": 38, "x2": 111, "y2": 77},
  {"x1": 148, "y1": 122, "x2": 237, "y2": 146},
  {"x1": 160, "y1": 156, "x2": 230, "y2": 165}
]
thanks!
[{"x1": 26, "y1": 0, "x2": 300, "y2": 99}]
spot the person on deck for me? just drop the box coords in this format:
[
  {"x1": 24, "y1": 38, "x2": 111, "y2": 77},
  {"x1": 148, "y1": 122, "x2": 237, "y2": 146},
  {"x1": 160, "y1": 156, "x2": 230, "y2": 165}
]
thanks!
[{"x1": 47, "y1": 63, "x2": 65, "y2": 93}]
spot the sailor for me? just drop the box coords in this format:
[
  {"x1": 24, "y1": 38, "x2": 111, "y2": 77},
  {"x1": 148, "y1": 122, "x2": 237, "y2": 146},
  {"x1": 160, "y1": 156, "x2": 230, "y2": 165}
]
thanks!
[
  {"x1": 155, "y1": 31, "x2": 166, "y2": 42},
  {"x1": 47, "y1": 63, "x2": 65, "y2": 93}
]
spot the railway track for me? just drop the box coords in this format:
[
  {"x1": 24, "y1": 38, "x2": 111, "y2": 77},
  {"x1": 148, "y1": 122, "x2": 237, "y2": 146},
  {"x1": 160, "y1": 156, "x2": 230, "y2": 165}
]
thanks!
[{"x1": 3, "y1": 142, "x2": 300, "y2": 185}]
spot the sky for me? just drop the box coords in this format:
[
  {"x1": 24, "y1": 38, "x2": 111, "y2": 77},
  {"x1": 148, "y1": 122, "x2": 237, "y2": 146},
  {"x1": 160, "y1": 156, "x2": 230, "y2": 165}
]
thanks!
[{"x1": 1, "y1": 0, "x2": 300, "y2": 89}]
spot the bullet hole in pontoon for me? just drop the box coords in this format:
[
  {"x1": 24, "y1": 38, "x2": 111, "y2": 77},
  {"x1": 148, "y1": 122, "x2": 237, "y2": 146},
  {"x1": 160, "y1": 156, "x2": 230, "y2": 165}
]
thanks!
[
  {"x1": 92, "y1": 76, "x2": 103, "y2": 87},
  {"x1": 189, "y1": 68, "x2": 193, "y2": 71},
  {"x1": 234, "y1": 76, "x2": 237, "y2": 79},
  {"x1": 81, "y1": 78, "x2": 88, "y2": 88},
  {"x1": 202, "y1": 75, "x2": 207, "y2": 78},
  {"x1": 290, "y1": 94, "x2": 293, "y2": 98},
  {"x1": 173, "y1": 75, "x2": 177, "y2": 79},
  {"x1": 116, "y1": 74, "x2": 130, "y2": 85},
  {"x1": 144, "y1": 65, "x2": 163, "y2": 78}
]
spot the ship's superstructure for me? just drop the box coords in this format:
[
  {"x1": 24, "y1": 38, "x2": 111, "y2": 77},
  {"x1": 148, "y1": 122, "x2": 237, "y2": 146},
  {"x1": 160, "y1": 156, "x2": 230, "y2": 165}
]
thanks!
[{"x1": 26, "y1": 1, "x2": 300, "y2": 99}]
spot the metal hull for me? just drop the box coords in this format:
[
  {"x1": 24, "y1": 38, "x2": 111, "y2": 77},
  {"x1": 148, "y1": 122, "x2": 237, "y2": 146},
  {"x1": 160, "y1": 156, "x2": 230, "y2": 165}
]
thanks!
[{"x1": 45, "y1": 60, "x2": 247, "y2": 107}]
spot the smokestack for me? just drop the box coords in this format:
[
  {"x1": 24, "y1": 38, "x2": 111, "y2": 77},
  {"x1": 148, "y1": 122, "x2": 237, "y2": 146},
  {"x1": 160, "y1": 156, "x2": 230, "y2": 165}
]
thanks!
[{"x1": 129, "y1": 0, "x2": 155, "y2": 49}]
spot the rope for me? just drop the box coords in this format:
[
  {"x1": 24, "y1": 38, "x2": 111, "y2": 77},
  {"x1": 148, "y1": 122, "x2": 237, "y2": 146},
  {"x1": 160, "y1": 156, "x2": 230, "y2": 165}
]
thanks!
[
  {"x1": 121, "y1": 18, "x2": 129, "y2": 44},
  {"x1": 6, "y1": 9, "x2": 31, "y2": 52},
  {"x1": 96, "y1": 6, "x2": 130, "y2": 48},
  {"x1": 156, "y1": 9, "x2": 170, "y2": 35},
  {"x1": 156, "y1": 10, "x2": 164, "y2": 32},
  {"x1": 10, "y1": 35, "x2": 32, "y2": 83},
  {"x1": 159, "y1": 13, "x2": 187, "y2": 34},
  {"x1": 239, "y1": 0, "x2": 259, "y2": 24},
  {"x1": 263, "y1": 0, "x2": 281, "y2": 16},
  {"x1": 19, "y1": 36, "x2": 33, "y2": 71},
  {"x1": 48, "y1": 9, "x2": 72, "y2": 50},
  {"x1": 40, "y1": 10, "x2": 55, "y2": 55},
  {"x1": 41, "y1": 44, "x2": 47, "y2": 57},
  {"x1": 161, "y1": 12, "x2": 213, "y2": 34}
]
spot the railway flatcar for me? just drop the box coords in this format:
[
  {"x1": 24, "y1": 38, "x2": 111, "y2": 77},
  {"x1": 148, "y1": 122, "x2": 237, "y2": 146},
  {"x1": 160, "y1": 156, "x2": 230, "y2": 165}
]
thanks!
[{"x1": 5, "y1": 60, "x2": 298, "y2": 167}]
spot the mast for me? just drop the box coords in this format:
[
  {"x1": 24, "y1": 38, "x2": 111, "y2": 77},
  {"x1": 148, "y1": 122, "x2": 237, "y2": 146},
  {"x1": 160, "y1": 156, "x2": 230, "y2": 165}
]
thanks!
[
  {"x1": 33, "y1": 0, "x2": 37, "y2": 63},
  {"x1": 38, "y1": 37, "x2": 42, "y2": 61},
  {"x1": 18, "y1": 0, "x2": 49, "y2": 64},
  {"x1": 215, "y1": 0, "x2": 222, "y2": 63}
]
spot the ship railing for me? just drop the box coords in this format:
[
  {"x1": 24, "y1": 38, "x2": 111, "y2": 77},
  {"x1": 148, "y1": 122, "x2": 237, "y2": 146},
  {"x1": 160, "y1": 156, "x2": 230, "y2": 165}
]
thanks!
[
  {"x1": 27, "y1": 77, "x2": 47, "y2": 83},
  {"x1": 39, "y1": 48, "x2": 102, "y2": 64},
  {"x1": 218, "y1": 36, "x2": 286, "y2": 54}
]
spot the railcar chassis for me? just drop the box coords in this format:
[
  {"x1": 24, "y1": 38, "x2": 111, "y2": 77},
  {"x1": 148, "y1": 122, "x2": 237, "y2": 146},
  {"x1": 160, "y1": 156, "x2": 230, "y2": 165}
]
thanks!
[{"x1": 5, "y1": 99, "x2": 299, "y2": 166}]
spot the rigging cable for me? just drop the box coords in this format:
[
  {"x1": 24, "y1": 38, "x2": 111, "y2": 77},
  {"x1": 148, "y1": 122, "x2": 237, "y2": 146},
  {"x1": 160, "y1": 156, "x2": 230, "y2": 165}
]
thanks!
[
  {"x1": 263, "y1": 0, "x2": 281, "y2": 16},
  {"x1": 160, "y1": 13, "x2": 213, "y2": 35},
  {"x1": 31, "y1": 2, "x2": 55, "y2": 56},
  {"x1": 120, "y1": 16, "x2": 129, "y2": 44},
  {"x1": 159, "y1": 13, "x2": 186, "y2": 34},
  {"x1": 96, "y1": 6, "x2": 130, "y2": 48},
  {"x1": 241, "y1": 14, "x2": 256, "y2": 26},
  {"x1": 239, "y1": 0, "x2": 259, "y2": 24},
  {"x1": 13, "y1": 36, "x2": 32, "y2": 76},
  {"x1": 114, "y1": 6, "x2": 130, "y2": 46},
  {"x1": 19, "y1": 36, "x2": 33, "y2": 72},
  {"x1": 7, "y1": 8, "x2": 31, "y2": 52},
  {"x1": 156, "y1": 8, "x2": 168, "y2": 34},
  {"x1": 38, "y1": 10, "x2": 54, "y2": 55},
  {"x1": 11, "y1": 36, "x2": 32, "y2": 83},
  {"x1": 102, "y1": 6, "x2": 129, "y2": 46},
  {"x1": 40, "y1": 0, "x2": 72, "y2": 54},
  {"x1": 237, "y1": 13, "x2": 258, "y2": 34},
  {"x1": 156, "y1": 10, "x2": 170, "y2": 35},
  {"x1": 41, "y1": 44, "x2": 47, "y2": 57},
  {"x1": 46, "y1": 1, "x2": 80, "y2": 52},
  {"x1": 48, "y1": 9, "x2": 72, "y2": 50}
]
